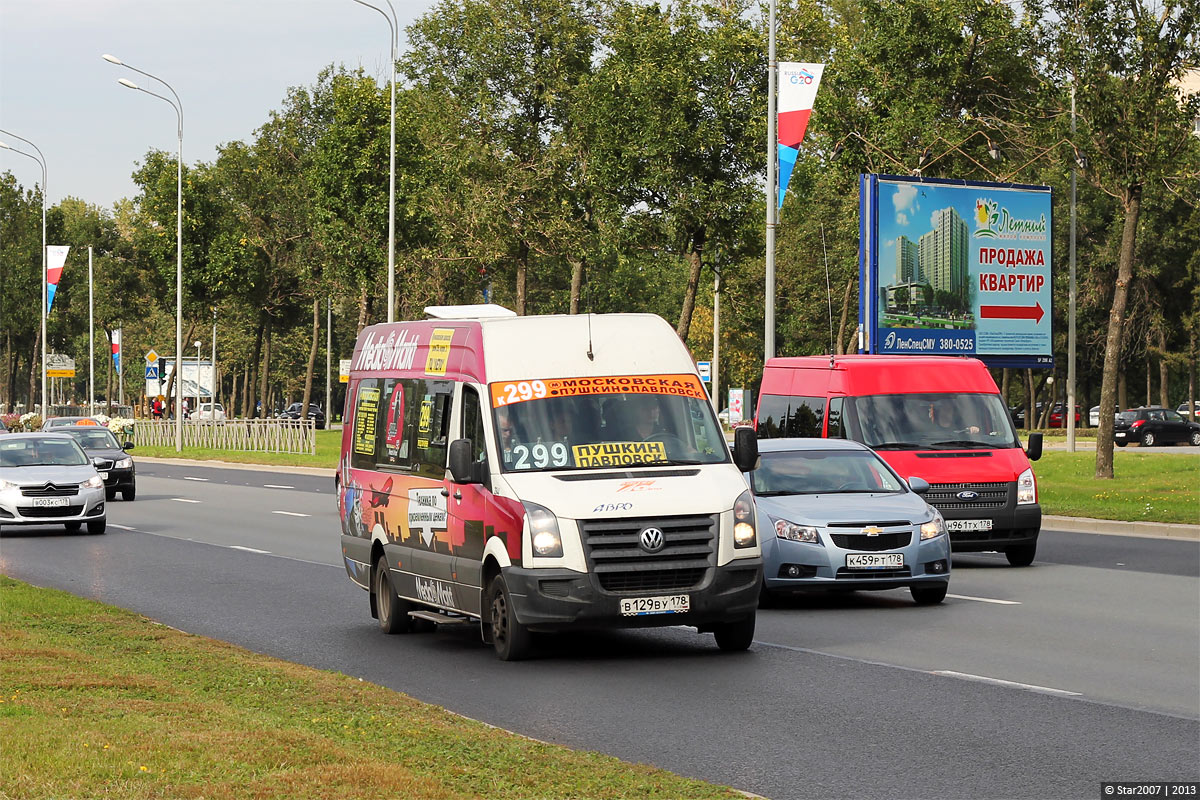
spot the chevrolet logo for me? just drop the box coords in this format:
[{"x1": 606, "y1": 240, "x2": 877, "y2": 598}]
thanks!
[{"x1": 861, "y1": 526, "x2": 884, "y2": 537}]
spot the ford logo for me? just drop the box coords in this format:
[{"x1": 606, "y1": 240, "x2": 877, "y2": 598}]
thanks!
[
  {"x1": 639, "y1": 527, "x2": 665, "y2": 553},
  {"x1": 957, "y1": 491, "x2": 979, "y2": 500}
]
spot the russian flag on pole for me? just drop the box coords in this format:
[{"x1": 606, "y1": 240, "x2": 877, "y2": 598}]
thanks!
[
  {"x1": 110, "y1": 328, "x2": 122, "y2": 371},
  {"x1": 777, "y1": 63, "x2": 824, "y2": 208},
  {"x1": 46, "y1": 245, "x2": 70, "y2": 312}
]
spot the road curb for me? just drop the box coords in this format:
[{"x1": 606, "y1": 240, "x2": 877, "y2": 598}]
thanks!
[
  {"x1": 136, "y1": 455, "x2": 334, "y2": 478},
  {"x1": 1043, "y1": 515, "x2": 1200, "y2": 541}
]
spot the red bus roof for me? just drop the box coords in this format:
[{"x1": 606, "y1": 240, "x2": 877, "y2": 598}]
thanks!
[{"x1": 761, "y1": 355, "x2": 999, "y2": 396}]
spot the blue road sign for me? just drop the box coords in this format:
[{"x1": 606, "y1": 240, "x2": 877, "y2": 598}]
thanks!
[{"x1": 145, "y1": 364, "x2": 159, "y2": 380}]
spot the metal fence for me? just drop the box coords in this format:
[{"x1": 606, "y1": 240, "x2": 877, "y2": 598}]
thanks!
[{"x1": 134, "y1": 418, "x2": 316, "y2": 454}]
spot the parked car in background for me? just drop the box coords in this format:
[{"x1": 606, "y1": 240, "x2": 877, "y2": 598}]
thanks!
[
  {"x1": 60, "y1": 425, "x2": 136, "y2": 501},
  {"x1": 746, "y1": 438, "x2": 950, "y2": 605},
  {"x1": 1089, "y1": 406, "x2": 1100, "y2": 427},
  {"x1": 1113, "y1": 407, "x2": 1200, "y2": 447},
  {"x1": 42, "y1": 416, "x2": 102, "y2": 430},
  {"x1": 0, "y1": 432, "x2": 107, "y2": 533},
  {"x1": 279, "y1": 402, "x2": 326, "y2": 429},
  {"x1": 194, "y1": 402, "x2": 227, "y2": 422},
  {"x1": 1047, "y1": 403, "x2": 1080, "y2": 428},
  {"x1": 0, "y1": 418, "x2": 7, "y2": 433},
  {"x1": 1177, "y1": 401, "x2": 1200, "y2": 421}
]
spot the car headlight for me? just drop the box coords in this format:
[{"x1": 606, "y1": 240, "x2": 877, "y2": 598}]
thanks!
[
  {"x1": 0, "y1": 479, "x2": 16, "y2": 492},
  {"x1": 920, "y1": 512, "x2": 946, "y2": 541},
  {"x1": 116, "y1": 458, "x2": 133, "y2": 469},
  {"x1": 1017, "y1": 468, "x2": 1037, "y2": 505},
  {"x1": 83, "y1": 475, "x2": 104, "y2": 489},
  {"x1": 771, "y1": 516, "x2": 821, "y2": 544},
  {"x1": 733, "y1": 490, "x2": 757, "y2": 548},
  {"x1": 524, "y1": 501, "x2": 563, "y2": 558}
]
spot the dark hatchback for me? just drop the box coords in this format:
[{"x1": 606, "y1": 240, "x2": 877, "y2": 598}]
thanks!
[
  {"x1": 279, "y1": 402, "x2": 326, "y2": 429},
  {"x1": 1114, "y1": 407, "x2": 1200, "y2": 448},
  {"x1": 60, "y1": 426, "x2": 137, "y2": 500}
]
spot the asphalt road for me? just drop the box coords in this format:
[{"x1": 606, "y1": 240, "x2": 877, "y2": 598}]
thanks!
[{"x1": 2, "y1": 462, "x2": 1198, "y2": 800}]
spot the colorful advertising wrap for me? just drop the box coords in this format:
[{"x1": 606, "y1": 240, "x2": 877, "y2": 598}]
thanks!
[
  {"x1": 46, "y1": 245, "x2": 69, "y2": 313},
  {"x1": 777, "y1": 62, "x2": 824, "y2": 209},
  {"x1": 858, "y1": 174, "x2": 1054, "y2": 369}
]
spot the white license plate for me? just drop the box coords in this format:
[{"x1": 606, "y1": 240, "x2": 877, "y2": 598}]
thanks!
[
  {"x1": 946, "y1": 519, "x2": 994, "y2": 532},
  {"x1": 99, "y1": 472, "x2": 109, "y2": 480},
  {"x1": 846, "y1": 552, "x2": 904, "y2": 569},
  {"x1": 619, "y1": 594, "x2": 690, "y2": 616},
  {"x1": 31, "y1": 497, "x2": 69, "y2": 508}
]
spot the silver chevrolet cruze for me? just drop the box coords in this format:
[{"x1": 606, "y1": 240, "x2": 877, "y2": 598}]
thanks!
[{"x1": 0, "y1": 433, "x2": 107, "y2": 534}]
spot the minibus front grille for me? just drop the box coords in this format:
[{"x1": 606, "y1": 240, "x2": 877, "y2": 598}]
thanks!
[
  {"x1": 580, "y1": 514, "x2": 716, "y2": 594},
  {"x1": 925, "y1": 482, "x2": 1009, "y2": 509}
]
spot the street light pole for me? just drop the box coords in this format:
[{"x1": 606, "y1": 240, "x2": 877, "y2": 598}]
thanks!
[
  {"x1": 0, "y1": 133, "x2": 47, "y2": 415},
  {"x1": 212, "y1": 308, "x2": 218, "y2": 406},
  {"x1": 1067, "y1": 84, "x2": 1078, "y2": 452},
  {"x1": 104, "y1": 54, "x2": 184, "y2": 452},
  {"x1": 195, "y1": 340, "x2": 203, "y2": 421},
  {"x1": 326, "y1": 297, "x2": 332, "y2": 425},
  {"x1": 764, "y1": 0, "x2": 777, "y2": 361},
  {"x1": 350, "y1": 0, "x2": 397, "y2": 322}
]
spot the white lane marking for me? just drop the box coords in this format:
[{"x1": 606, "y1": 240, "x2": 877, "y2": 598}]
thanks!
[
  {"x1": 264, "y1": 484, "x2": 294, "y2": 489},
  {"x1": 230, "y1": 545, "x2": 271, "y2": 554},
  {"x1": 182, "y1": 476, "x2": 209, "y2": 482},
  {"x1": 109, "y1": 523, "x2": 138, "y2": 531},
  {"x1": 947, "y1": 593, "x2": 1021, "y2": 605},
  {"x1": 271, "y1": 510, "x2": 310, "y2": 518},
  {"x1": 171, "y1": 498, "x2": 201, "y2": 504},
  {"x1": 931, "y1": 670, "x2": 1081, "y2": 697}
]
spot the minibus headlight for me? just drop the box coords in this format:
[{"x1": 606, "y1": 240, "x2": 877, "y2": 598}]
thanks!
[
  {"x1": 524, "y1": 501, "x2": 563, "y2": 558},
  {"x1": 733, "y1": 490, "x2": 757, "y2": 549},
  {"x1": 1016, "y1": 468, "x2": 1037, "y2": 505},
  {"x1": 920, "y1": 512, "x2": 946, "y2": 541},
  {"x1": 772, "y1": 517, "x2": 821, "y2": 545}
]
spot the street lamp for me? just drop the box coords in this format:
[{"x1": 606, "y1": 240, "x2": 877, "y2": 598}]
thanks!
[
  {"x1": 195, "y1": 340, "x2": 203, "y2": 421},
  {"x1": 104, "y1": 53, "x2": 184, "y2": 452},
  {"x1": 0, "y1": 131, "x2": 47, "y2": 415},
  {"x1": 349, "y1": 0, "x2": 398, "y2": 323}
]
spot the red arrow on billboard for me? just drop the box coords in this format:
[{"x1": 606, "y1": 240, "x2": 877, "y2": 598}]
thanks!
[{"x1": 980, "y1": 302, "x2": 1045, "y2": 324}]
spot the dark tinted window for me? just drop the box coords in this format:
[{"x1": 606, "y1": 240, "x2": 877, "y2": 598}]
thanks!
[
  {"x1": 461, "y1": 386, "x2": 489, "y2": 483},
  {"x1": 756, "y1": 395, "x2": 826, "y2": 438},
  {"x1": 350, "y1": 380, "x2": 382, "y2": 470},
  {"x1": 827, "y1": 397, "x2": 845, "y2": 439}
]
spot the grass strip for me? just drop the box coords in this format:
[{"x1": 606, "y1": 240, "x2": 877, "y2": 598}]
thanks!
[
  {"x1": 1035, "y1": 451, "x2": 1198, "y2": 525},
  {"x1": 132, "y1": 429, "x2": 343, "y2": 470},
  {"x1": 0, "y1": 577, "x2": 738, "y2": 800}
]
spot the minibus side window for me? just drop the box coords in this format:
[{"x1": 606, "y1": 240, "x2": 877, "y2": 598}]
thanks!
[
  {"x1": 350, "y1": 379, "x2": 382, "y2": 470},
  {"x1": 461, "y1": 386, "x2": 489, "y2": 482},
  {"x1": 378, "y1": 378, "x2": 416, "y2": 470},
  {"x1": 756, "y1": 394, "x2": 826, "y2": 438},
  {"x1": 827, "y1": 397, "x2": 845, "y2": 439},
  {"x1": 413, "y1": 380, "x2": 454, "y2": 479}
]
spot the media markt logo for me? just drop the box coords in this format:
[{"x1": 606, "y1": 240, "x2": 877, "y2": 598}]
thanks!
[{"x1": 974, "y1": 197, "x2": 1047, "y2": 239}]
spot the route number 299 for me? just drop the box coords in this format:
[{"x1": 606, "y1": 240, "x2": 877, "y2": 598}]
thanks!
[{"x1": 497, "y1": 380, "x2": 547, "y2": 405}]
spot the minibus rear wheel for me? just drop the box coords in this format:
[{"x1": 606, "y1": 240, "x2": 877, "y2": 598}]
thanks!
[
  {"x1": 374, "y1": 558, "x2": 414, "y2": 634},
  {"x1": 487, "y1": 575, "x2": 532, "y2": 661},
  {"x1": 1005, "y1": 542, "x2": 1036, "y2": 567},
  {"x1": 713, "y1": 614, "x2": 756, "y2": 652}
]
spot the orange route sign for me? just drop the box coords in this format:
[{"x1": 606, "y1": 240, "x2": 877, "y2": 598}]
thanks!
[{"x1": 490, "y1": 373, "x2": 706, "y2": 407}]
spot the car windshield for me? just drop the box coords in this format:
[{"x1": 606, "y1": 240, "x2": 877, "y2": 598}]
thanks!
[
  {"x1": 849, "y1": 392, "x2": 1020, "y2": 450},
  {"x1": 490, "y1": 374, "x2": 728, "y2": 472},
  {"x1": 66, "y1": 429, "x2": 121, "y2": 449},
  {"x1": 0, "y1": 437, "x2": 89, "y2": 467},
  {"x1": 752, "y1": 449, "x2": 906, "y2": 495}
]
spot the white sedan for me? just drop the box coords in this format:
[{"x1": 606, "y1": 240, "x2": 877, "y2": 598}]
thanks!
[
  {"x1": 0, "y1": 433, "x2": 107, "y2": 534},
  {"x1": 193, "y1": 402, "x2": 227, "y2": 421}
]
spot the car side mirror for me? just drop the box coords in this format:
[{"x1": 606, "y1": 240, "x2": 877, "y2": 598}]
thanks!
[
  {"x1": 907, "y1": 476, "x2": 930, "y2": 494},
  {"x1": 448, "y1": 439, "x2": 477, "y2": 484},
  {"x1": 1025, "y1": 432, "x2": 1043, "y2": 462},
  {"x1": 122, "y1": 442, "x2": 135, "y2": 451},
  {"x1": 732, "y1": 427, "x2": 759, "y2": 472}
]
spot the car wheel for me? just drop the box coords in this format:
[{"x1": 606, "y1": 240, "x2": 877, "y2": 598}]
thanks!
[
  {"x1": 911, "y1": 583, "x2": 948, "y2": 605},
  {"x1": 105, "y1": 487, "x2": 117, "y2": 501},
  {"x1": 65, "y1": 521, "x2": 82, "y2": 532},
  {"x1": 713, "y1": 615, "x2": 756, "y2": 652},
  {"x1": 373, "y1": 557, "x2": 413, "y2": 634},
  {"x1": 1140, "y1": 431, "x2": 1156, "y2": 447},
  {"x1": 487, "y1": 575, "x2": 532, "y2": 661},
  {"x1": 1190, "y1": 431, "x2": 1200, "y2": 447},
  {"x1": 122, "y1": 484, "x2": 136, "y2": 501},
  {"x1": 87, "y1": 519, "x2": 106, "y2": 535},
  {"x1": 1006, "y1": 543, "x2": 1036, "y2": 567}
]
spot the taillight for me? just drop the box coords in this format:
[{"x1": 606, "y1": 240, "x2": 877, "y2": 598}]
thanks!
[{"x1": 1130, "y1": 419, "x2": 1144, "y2": 429}]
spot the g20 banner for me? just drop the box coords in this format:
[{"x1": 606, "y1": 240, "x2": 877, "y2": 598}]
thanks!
[{"x1": 858, "y1": 174, "x2": 1054, "y2": 369}]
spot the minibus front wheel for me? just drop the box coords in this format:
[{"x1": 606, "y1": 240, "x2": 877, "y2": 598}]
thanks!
[
  {"x1": 487, "y1": 575, "x2": 533, "y2": 661},
  {"x1": 373, "y1": 558, "x2": 414, "y2": 634}
]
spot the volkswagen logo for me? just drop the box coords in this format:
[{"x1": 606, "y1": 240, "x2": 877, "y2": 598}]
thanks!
[
  {"x1": 639, "y1": 527, "x2": 666, "y2": 553},
  {"x1": 861, "y1": 525, "x2": 884, "y2": 537},
  {"x1": 957, "y1": 491, "x2": 979, "y2": 500}
]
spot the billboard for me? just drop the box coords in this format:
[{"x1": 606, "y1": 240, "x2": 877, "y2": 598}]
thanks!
[
  {"x1": 149, "y1": 359, "x2": 214, "y2": 399},
  {"x1": 859, "y1": 174, "x2": 1054, "y2": 369}
]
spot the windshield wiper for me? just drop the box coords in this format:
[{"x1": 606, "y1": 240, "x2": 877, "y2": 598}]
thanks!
[
  {"x1": 754, "y1": 490, "x2": 806, "y2": 496},
  {"x1": 869, "y1": 441, "x2": 924, "y2": 450},
  {"x1": 929, "y1": 440, "x2": 992, "y2": 449}
]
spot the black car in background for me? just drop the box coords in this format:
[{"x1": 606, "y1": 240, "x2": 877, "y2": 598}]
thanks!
[
  {"x1": 60, "y1": 425, "x2": 137, "y2": 500},
  {"x1": 1113, "y1": 407, "x2": 1200, "y2": 447},
  {"x1": 279, "y1": 402, "x2": 326, "y2": 429}
]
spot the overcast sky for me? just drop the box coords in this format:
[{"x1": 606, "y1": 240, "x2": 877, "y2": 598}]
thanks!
[{"x1": 0, "y1": 0, "x2": 435, "y2": 209}]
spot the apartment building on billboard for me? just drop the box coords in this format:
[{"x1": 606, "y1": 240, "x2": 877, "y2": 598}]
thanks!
[
  {"x1": 918, "y1": 206, "x2": 969, "y2": 297},
  {"x1": 895, "y1": 235, "x2": 920, "y2": 284}
]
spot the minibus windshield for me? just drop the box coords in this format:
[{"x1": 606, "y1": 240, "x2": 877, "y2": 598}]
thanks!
[
  {"x1": 490, "y1": 375, "x2": 729, "y2": 472},
  {"x1": 849, "y1": 392, "x2": 1021, "y2": 450}
]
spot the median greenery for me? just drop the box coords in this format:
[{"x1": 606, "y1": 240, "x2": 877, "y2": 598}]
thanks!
[{"x1": 0, "y1": 577, "x2": 737, "y2": 800}]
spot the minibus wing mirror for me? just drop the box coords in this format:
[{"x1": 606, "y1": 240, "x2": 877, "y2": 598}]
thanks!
[
  {"x1": 1025, "y1": 432, "x2": 1043, "y2": 462},
  {"x1": 448, "y1": 439, "x2": 476, "y2": 484},
  {"x1": 732, "y1": 427, "x2": 759, "y2": 472}
]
